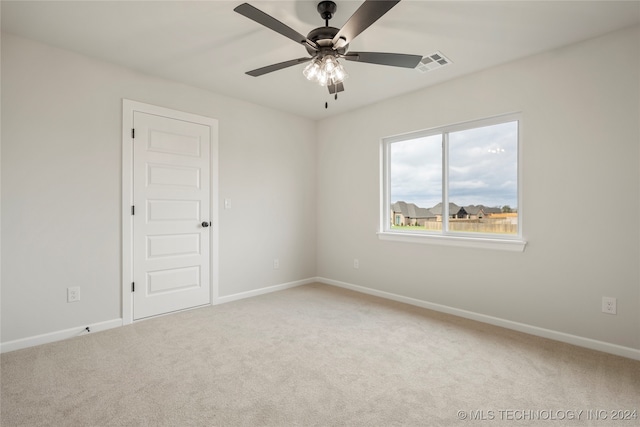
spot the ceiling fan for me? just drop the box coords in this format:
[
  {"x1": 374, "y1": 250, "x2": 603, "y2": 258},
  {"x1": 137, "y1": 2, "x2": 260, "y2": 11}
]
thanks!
[{"x1": 234, "y1": 0, "x2": 422, "y2": 97}]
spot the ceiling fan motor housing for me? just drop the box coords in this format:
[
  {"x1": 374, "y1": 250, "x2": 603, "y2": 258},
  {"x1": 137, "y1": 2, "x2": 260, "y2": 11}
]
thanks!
[{"x1": 305, "y1": 26, "x2": 348, "y2": 56}]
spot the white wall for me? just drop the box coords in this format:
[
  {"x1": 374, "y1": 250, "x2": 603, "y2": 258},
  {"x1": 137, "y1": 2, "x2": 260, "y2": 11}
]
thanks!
[
  {"x1": 317, "y1": 26, "x2": 640, "y2": 350},
  {"x1": 1, "y1": 33, "x2": 317, "y2": 343},
  {"x1": 3, "y1": 25, "x2": 639, "y2": 355}
]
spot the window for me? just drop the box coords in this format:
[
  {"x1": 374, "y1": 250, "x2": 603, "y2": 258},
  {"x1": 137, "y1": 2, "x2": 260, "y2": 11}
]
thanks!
[{"x1": 380, "y1": 113, "x2": 525, "y2": 251}]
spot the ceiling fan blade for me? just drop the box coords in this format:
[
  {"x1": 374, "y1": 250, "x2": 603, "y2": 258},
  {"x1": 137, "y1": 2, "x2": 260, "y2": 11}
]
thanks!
[
  {"x1": 246, "y1": 57, "x2": 312, "y2": 77},
  {"x1": 343, "y1": 52, "x2": 422, "y2": 68},
  {"x1": 234, "y1": 3, "x2": 318, "y2": 51},
  {"x1": 332, "y1": 0, "x2": 400, "y2": 48},
  {"x1": 328, "y1": 82, "x2": 345, "y2": 94}
]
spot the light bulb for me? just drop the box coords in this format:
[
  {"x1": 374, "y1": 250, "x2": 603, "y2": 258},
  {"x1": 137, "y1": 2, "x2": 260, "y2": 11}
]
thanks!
[
  {"x1": 331, "y1": 63, "x2": 347, "y2": 83},
  {"x1": 303, "y1": 60, "x2": 321, "y2": 81},
  {"x1": 317, "y1": 68, "x2": 329, "y2": 86},
  {"x1": 323, "y1": 55, "x2": 338, "y2": 73}
]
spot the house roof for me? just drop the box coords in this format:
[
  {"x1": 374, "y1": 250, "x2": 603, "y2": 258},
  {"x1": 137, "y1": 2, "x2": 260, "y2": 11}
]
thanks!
[
  {"x1": 464, "y1": 205, "x2": 484, "y2": 215},
  {"x1": 429, "y1": 202, "x2": 462, "y2": 215},
  {"x1": 480, "y1": 206, "x2": 503, "y2": 214},
  {"x1": 464, "y1": 205, "x2": 506, "y2": 214},
  {"x1": 393, "y1": 201, "x2": 508, "y2": 217},
  {"x1": 391, "y1": 201, "x2": 435, "y2": 219}
]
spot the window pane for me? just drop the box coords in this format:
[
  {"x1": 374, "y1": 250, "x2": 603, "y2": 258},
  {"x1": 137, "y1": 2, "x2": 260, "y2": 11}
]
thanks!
[
  {"x1": 448, "y1": 121, "x2": 518, "y2": 235},
  {"x1": 390, "y1": 134, "x2": 442, "y2": 231}
]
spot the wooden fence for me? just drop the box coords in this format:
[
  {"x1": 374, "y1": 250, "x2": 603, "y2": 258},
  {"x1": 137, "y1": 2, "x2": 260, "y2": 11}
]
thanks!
[{"x1": 421, "y1": 219, "x2": 517, "y2": 234}]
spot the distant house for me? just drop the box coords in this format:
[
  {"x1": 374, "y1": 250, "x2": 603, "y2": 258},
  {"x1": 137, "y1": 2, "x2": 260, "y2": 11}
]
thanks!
[
  {"x1": 391, "y1": 201, "x2": 436, "y2": 226},
  {"x1": 463, "y1": 205, "x2": 486, "y2": 220},
  {"x1": 429, "y1": 202, "x2": 468, "y2": 220},
  {"x1": 391, "y1": 201, "x2": 512, "y2": 225},
  {"x1": 483, "y1": 206, "x2": 503, "y2": 215}
]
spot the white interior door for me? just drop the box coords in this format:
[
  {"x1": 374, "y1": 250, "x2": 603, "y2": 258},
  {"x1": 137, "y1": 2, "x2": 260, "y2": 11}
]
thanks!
[{"x1": 132, "y1": 111, "x2": 212, "y2": 320}]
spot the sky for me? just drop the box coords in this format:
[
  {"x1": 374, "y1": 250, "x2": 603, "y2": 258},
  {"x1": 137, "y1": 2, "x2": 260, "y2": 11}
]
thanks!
[{"x1": 390, "y1": 121, "x2": 518, "y2": 209}]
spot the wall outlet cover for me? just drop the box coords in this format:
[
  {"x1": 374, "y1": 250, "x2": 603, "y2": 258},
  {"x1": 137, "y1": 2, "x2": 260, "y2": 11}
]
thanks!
[
  {"x1": 602, "y1": 297, "x2": 617, "y2": 315},
  {"x1": 67, "y1": 287, "x2": 80, "y2": 303}
]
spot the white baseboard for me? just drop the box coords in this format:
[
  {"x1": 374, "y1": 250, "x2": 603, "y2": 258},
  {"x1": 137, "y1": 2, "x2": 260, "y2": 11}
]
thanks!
[
  {"x1": 0, "y1": 318, "x2": 123, "y2": 354},
  {"x1": 317, "y1": 277, "x2": 640, "y2": 361},
  {"x1": 0, "y1": 278, "x2": 315, "y2": 353},
  {"x1": 214, "y1": 277, "x2": 315, "y2": 305}
]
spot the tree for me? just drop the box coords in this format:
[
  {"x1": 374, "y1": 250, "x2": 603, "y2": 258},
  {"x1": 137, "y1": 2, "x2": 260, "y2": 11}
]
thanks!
[{"x1": 502, "y1": 205, "x2": 513, "y2": 213}]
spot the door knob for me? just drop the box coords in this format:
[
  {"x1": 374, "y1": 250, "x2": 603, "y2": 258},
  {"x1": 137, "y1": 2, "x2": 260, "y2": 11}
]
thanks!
[{"x1": 201, "y1": 221, "x2": 210, "y2": 228}]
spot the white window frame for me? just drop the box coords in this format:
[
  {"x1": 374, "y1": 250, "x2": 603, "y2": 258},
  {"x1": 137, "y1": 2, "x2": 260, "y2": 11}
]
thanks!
[{"x1": 379, "y1": 113, "x2": 526, "y2": 252}]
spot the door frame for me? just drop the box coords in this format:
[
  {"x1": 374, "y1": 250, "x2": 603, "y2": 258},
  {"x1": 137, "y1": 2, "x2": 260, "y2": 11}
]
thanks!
[{"x1": 122, "y1": 99, "x2": 219, "y2": 325}]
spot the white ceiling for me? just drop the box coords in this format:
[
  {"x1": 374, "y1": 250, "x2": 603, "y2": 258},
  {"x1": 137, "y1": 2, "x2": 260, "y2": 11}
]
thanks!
[{"x1": 2, "y1": 1, "x2": 639, "y2": 119}]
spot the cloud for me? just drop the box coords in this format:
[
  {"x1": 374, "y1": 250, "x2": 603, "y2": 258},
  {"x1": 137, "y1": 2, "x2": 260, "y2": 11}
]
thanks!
[{"x1": 390, "y1": 121, "x2": 518, "y2": 209}]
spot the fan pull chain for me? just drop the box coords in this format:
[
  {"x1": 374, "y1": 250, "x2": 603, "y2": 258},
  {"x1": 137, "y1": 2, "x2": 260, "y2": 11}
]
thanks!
[{"x1": 324, "y1": 86, "x2": 339, "y2": 108}]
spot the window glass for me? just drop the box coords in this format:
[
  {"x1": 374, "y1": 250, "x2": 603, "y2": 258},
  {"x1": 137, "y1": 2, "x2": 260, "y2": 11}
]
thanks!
[
  {"x1": 390, "y1": 135, "x2": 442, "y2": 231},
  {"x1": 448, "y1": 121, "x2": 518, "y2": 235},
  {"x1": 384, "y1": 114, "x2": 520, "y2": 240}
]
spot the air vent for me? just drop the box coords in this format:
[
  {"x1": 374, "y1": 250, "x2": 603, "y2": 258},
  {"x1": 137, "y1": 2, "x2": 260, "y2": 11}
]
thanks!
[{"x1": 416, "y1": 51, "x2": 452, "y2": 73}]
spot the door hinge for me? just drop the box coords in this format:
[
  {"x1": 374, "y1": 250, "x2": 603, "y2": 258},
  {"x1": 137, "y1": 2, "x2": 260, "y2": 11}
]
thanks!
[
  {"x1": 131, "y1": 206, "x2": 135, "y2": 215},
  {"x1": 131, "y1": 128, "x2": 135, "y2": 139},
  {"x1": 132, "y1": 282, "x2": 135, "y2": 292}
]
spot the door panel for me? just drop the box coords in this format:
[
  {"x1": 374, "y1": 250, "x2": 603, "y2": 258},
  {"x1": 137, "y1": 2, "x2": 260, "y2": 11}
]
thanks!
[
  {"x1": 147, "y1": 163, "x2": 201, "y2": 188},
  {"x1": 133, "y1": 112, "x2": 211, "y2": 320},
  {"x1": 146, "y1": 234, "x2": 201, "y2": 259},
  {"x1": 147, "y1": 200, "x2": 201, "y2": 222},
  {"x1": 148, "y1": 130, "x2": 202, "y2": 156},
  {"x1": 146, "y1": 266, "x2": 201, "y2": 295}
]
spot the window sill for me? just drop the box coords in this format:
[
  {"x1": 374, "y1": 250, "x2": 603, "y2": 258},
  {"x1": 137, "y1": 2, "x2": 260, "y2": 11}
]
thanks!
[{"x1": 377, "y1": 231, "x2": 527, "y2": 252}]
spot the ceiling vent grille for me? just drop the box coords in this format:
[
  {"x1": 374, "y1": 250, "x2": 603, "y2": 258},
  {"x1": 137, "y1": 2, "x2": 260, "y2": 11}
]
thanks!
[{"x1": 416, "y1": 51, "x2": 452, "y2": 73}]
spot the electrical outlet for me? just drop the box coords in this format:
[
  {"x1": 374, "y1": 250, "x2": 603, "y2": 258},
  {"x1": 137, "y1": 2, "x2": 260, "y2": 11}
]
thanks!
[
  {"x1": 273, "y1": 259, "x2": 279, "y2": 269},
  {"x1": 224, "y1": 198, "x2": 231, "y2": 210},
  {"x1": 67, "y1": 287, "x2": 80, "y2": 303},
  {"x1": 353, "y1": 259, "x2": 359, "y2": 269},
  {"x1": 602, "y1": 297, "x2": 617, "y2": 315}
]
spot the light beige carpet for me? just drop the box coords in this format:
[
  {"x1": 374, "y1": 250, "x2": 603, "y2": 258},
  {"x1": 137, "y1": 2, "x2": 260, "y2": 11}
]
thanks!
[{"x1": 1, "y1": 283, "x2": 639, "y2": 426}]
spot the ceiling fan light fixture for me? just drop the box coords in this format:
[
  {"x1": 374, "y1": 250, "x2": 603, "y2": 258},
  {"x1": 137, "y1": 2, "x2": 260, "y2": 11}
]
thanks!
[{"x1": 304, "y1": 54, "x2": 348, "y2": 87}]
